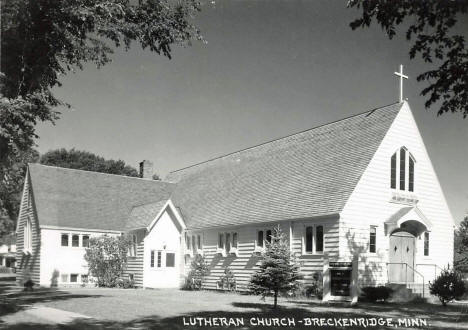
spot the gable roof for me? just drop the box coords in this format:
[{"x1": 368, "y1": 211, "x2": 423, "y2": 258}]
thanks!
[
  {"x1": 125, "y1": 200, "x2": 168, "y2": 231},
  {"x1": 167, "y1": 102, "x2": 403, "y2": 229},
  {"x1": 28, "y1": 164, "x2": 174, "y2": 231}
]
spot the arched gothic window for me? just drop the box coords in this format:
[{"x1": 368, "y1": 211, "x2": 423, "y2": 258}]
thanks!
[{"x1": 390, "y1": 147, "x2": 415, "y2": 192}]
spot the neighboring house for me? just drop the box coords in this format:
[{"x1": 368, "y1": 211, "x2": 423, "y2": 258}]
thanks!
[
  {"x1": 15, "y1": 101, "x2": 454, "y2": 300},
  {"x1": 0, "y1": 234, "x2": 16, "y2": 269}
]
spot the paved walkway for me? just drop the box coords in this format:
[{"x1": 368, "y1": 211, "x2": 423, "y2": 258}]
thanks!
[{"x1": 1, "y1": 305, "x2": 91, "y2": 325}]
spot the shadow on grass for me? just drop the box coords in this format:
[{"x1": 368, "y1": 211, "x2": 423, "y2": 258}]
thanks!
[
  {"x1": 0, "y1": 282, "x2": 103, "y2": 325},
  {"x1": 2, "y1": 299, "x2": 468, "y2": 330}
]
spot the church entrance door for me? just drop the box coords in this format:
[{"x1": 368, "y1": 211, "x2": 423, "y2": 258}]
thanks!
[{"x1": 388, "y1": 231, "x2": 415, "y2": 283}]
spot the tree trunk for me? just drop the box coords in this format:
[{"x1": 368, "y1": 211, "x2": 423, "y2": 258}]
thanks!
[{"x1": 274, "y1": 290, "x2": 278, "y2": 309}]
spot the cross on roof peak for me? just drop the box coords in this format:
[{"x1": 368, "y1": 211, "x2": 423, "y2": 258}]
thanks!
[{"x1": 394, "y1": 64, "x2": 409, "y2": 103}]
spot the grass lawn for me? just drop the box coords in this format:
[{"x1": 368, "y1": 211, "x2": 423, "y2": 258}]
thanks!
[{"x1": 1, "y1": 282, "x2": 467, "y2": 329}]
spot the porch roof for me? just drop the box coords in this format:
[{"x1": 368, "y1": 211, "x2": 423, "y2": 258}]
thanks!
[{"x1": 384, "y1": 206, "x2": 432, "y2": 235}]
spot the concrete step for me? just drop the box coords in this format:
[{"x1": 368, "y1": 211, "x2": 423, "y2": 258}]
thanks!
[{"x1": 386, "y1": 283, "x2": 428, "y2": 302}]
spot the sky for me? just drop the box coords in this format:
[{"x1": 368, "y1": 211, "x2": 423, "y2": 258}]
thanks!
[{"x1": 35, "y1": 0, "x2": 468, "y2": 223}]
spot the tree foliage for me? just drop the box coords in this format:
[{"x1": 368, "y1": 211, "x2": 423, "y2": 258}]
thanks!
[
  {"x1": 455, "y1": 215, "x2": 468, "y2": 271},
  {"x1": 186, "y1": 254, "x2": 209, "y2": 290},
  {"x1": 348, "y1": 0, "x2": 468, "y2": 118},
  {"x1": 84, "y1": 235, "x2": 131, "y2": 287},
  {"x1": 40, "y1": 148, "x2": 140, "y2": 177},
  {"x1": 429, "y1": 267, "x2": 466, "y2": 306},
  {"x1": 0, "y1": 0, "x2": 202, "y2": 170},
  {"x1": 249, "y1": 226, "x2": 302, "y2": 308},
  {"x1": 0, "y1": 148, "x2": 39, "y2": 238}
]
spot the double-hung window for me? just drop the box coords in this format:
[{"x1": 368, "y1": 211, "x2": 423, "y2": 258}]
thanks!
[{"x1": 304, "y1": 225, "x2": 324, "y2": 254}]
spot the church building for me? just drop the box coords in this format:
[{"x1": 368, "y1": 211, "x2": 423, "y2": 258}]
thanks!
[{"x1": 15, "y1": 101, "x2": 454, "y2": 301}]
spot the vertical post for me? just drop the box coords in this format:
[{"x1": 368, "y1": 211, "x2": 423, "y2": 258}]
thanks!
[
  {"x1": 405, "y1": 264, "x2": 407, "y2": 285},
  {"x1": 351, "y1": 255, "x2": 359, "y2": 305},
  {"x1": 423, "y1": 279, "x2": 425, "y2": 298},
  {"x1": 322, "y1": 253, "x2": 330, "y2": 302},
  {"x1": 399, "y1": 64, "x2": 404, "y2": 102}
]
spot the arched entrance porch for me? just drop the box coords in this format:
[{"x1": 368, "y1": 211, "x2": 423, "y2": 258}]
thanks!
[{"x1": 387, "y1": 218, "x2": 429, "y2": 283}]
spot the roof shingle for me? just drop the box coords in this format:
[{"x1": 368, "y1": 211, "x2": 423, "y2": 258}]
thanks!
[
  {"x1": 167, "y1": 102, "x2": 403, "y2": 229},
  {"x1": 28, "y1": 164, "x2": 174, "y2": 231}
]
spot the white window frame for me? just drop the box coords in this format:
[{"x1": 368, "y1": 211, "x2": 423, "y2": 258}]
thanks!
[
  {"x1": 217, "y1": 232, "x2": 238, "y2": 256},
  {"x1": 254, "y1": 228, "x2": 272, "y2": 253},
  {"x1": 151, "y1": 249, "x2": 176, "y2": 269},
  {"x1": 128, "y1": 234, "x2": 137, "y2": 257},
  {"x1": 391, "y1": 147, "x2": 416, "y2": 192},
  {"x1": 61, "y1": 233, "x2": 92, "y2": 248},
  {"x1": 423, "y1": 232, "x2": 430, "y2": 256},
  {"x1": 369, "y1": 226, "x2": 377, "y2": 253},
  {"x1": 302, "y1": 224, "x2": 324, "y2": 255},
  {"x1": 61, "y1": 233, "x2": 70, "y2": 247},
  {"x1": 71, "y1": 234, "x2": 80, "y2": 247},
  {"x1": 82, "y1": 234, "x2": 90, "y2": 248}
]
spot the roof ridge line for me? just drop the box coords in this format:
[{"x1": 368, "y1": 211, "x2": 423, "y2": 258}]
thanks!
[
  {"x1": 131, "y1": 199, "x2": 170, "y2": 209},
  {"x1": 28, "y1": 163, "x2": 174, "y2": 184},
  {"x1": 170, "y1": 101, "x2": 402, "y2": 174}
]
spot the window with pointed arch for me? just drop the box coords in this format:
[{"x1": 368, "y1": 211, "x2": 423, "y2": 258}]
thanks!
[{"x1": 390, "y1": 147, "x2": 415, "y2": 192}]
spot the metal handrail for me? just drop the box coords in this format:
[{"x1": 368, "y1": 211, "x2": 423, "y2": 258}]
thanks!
[
  {"x1": 387, "y1": 262, "x2": 425, "y2": 297},
  {"x1": 416, "y1": 263, "x2": 444, "y2": 279}
]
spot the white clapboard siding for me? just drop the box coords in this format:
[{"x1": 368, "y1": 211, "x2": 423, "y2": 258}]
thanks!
[
  {"x1": 123, "y1": 229, "x2": 145, "y2": 287},
  {"x1": 184, "y1": 218, "x2": 339, "y2": 290},
  {"x1": 340, "y1": 102, "x2": 454, "y2": 285},
  {"x1": 16, "y1": 173, "x2": 41, "y2": 285}
]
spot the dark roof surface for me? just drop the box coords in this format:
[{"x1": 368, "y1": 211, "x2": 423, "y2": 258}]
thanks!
[
  {"x1": 167, "y1": 102, "x2": 403, "y2": 229},
  {"x1": 125, "y1": 200, "x2": 168, "y2": 231},
  {"x1": 28, "y1": 164, "x2": 174, "y2": 231}
]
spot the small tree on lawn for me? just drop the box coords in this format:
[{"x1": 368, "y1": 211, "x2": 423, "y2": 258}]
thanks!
[
  {"x1": 187, "y1": 254, "x2": 209, "y2": 290},
  {"x1": 429, "y1": 267, "x2": 466, "y2": 306},
  {"x1": 249, "y1": 225, "x2": 302, "y2": 308},
  {"x1": 84, "y1": 235, "x2": 131, "y2": 287}
]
